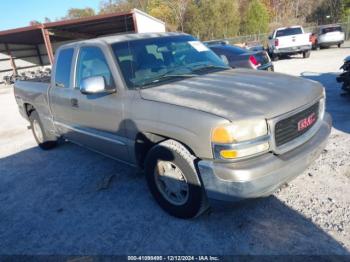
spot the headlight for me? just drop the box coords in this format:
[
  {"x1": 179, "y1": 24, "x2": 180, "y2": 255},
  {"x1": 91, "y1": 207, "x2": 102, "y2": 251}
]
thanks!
[
  {"x1": 211, "y1": 120, "x2": 269, "y2": 160},
  {"x1": 211, "y1": 120, "x2": 268, "y2": 143}
]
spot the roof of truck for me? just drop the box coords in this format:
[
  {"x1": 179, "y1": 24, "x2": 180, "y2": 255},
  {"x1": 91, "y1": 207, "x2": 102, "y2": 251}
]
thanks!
[
  {"x1": 319, "y1": 24, "x2": 342, "y2": 29},
  {"x1": 59, "y1": 32, "x2": 189, "y2": 48},
  {"x1": 102, "y1": 32, "x2": 188, "y2": 44},
  {"x1": 275, "y1": 25, "x2": 303, "y2": 31}
]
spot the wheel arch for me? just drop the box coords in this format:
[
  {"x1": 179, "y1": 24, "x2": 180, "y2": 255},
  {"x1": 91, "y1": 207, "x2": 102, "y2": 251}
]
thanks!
[
  {"x1": 24, "y1": 103, "x2": 36, "y2": 118},
  {"x1": 134, "y1": 132, "x2": 197, "y2": 169}
]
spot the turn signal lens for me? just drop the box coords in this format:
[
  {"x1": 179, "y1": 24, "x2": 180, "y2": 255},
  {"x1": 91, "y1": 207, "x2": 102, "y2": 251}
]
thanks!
[
  {"x1": 211, "y1": 125, "x2": 235, "y2": 144},
  {"x1": 220, "y1": 149, "x2": 238, "y2": 159},
  {"x1": 219, "y1": 142, "x2": 269, "y2": 159}
]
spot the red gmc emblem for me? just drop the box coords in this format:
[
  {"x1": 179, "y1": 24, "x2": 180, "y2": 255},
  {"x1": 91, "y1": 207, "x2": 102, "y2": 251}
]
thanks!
[{"x1": 298, "y1": 112, "x2": 316, "y2": 131}]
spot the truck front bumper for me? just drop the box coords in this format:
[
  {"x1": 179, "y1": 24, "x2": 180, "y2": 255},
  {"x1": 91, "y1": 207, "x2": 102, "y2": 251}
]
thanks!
[{"x1": 198, "y1": 113, "x2": 332, "y2": 201}]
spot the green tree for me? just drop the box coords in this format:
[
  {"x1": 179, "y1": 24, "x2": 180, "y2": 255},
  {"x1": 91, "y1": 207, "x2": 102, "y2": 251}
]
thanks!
[
  {"x1": 147, "y1": 0, "x2": 178, "y2": 31},
  {"x1": 241, "y1": 0, "x2": 269, "y2": 34},
  {"x1": 99, "y1": 0, "x2": 150, "y2": 14},
  {"x1": 164, "y1": 0, "x2": 190, "y2": 32},
  {"x1": 341, "y1": 0, "x2": 350, "y2": 22},
  {"x1": 29, "y1": 20, "x2": 41, "y2": 26},
  {"x1": 64, "y1": 7, "x2": 96, "y2": 19},
  {"x1": 184, "y1": 0, "x2": 240, "y2": 40},
  {"x1": 218, "y1": 0, "x2": 240, "y2": 38},
  {"x1": 183, "y1": 0, "x2": 203, "y2": 37},
  {"x1": 307, "y1": 0, "x2": 347, "y2": 24}
]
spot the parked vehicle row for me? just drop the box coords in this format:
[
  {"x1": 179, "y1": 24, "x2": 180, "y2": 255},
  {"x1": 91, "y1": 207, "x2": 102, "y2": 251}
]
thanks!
[
  {"x1": 14, "y1": 32, "x2": 331, "y2": 218},
  {"x1": 206, "y1": 42, "x2": 274, "y2": 71},
  {"x1": 202, "y1": 23, "x2": 345, "y2": 66}
]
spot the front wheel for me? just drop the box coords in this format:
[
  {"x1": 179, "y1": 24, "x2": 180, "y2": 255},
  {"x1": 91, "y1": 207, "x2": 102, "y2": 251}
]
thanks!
[
  {"x1": 303, "y1": 51, "x2": 311, "y2": 58},
  {"x1": 29, "y1": 110, "x2": 57, "y2": 150},
  {"x1": 271, "y1": 54, "x2": 279, "y2": 61},
  {"x1": 144, "y1": 140, "x2": 208, "y2": 219}
]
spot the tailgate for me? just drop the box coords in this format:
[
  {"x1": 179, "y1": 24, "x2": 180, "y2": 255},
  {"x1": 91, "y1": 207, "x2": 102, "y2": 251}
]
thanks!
[
  {"x1": 319, "y1": 32, "x2": 344, "y2": 42},
  {"x1": 277, "y1": 34, "x2": 310, "y2": 48}
]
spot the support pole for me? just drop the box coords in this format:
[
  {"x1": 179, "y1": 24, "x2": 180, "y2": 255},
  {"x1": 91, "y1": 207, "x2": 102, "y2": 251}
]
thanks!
[
  {"x1": 35, "y1": 45, "x2": 43, "y2": 66},
  {"x1": 41, "y1": 28, "x2": 54, "y2": 65},
  {"x1": 5, "y1": 43, "x2": 17, "y2": 75}
]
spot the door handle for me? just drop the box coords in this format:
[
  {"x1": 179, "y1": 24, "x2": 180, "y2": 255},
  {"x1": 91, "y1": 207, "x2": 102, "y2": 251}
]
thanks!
[{"x1": 70, "y1": 98, "x2": 79, "y2": 108}]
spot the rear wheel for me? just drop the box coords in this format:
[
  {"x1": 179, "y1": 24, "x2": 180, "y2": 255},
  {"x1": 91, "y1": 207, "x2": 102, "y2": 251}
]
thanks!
[
  {"x1": 303, "y1": 51, "x2": 311, "y2": 58},
  {"x1": 338, "y1": 43, "x2": 342, "y2": 48},
  {"x1": 144, "y1": 140, "x2": 208, "y2": 219},
  {"x1": 29, "y1": 110, "x2": 57, "y2": 150}
]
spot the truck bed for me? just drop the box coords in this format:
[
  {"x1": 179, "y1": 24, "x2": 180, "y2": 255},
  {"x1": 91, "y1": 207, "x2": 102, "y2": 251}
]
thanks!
[
  {"x1": 14, "y1": 80, "x2": 51, "y2": 121},
  {"x1": 22, "y1": 76, "x2": 51, "y2": 83}
]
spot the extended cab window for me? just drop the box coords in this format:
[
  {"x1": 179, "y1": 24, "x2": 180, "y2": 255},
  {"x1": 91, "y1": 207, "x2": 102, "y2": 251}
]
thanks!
[
  {"x1": 76, "y1": 46, "x2": 114, "y2": 88},
  {"x1": 55, "y1": 48, "x2": 74, "y2": 88}
]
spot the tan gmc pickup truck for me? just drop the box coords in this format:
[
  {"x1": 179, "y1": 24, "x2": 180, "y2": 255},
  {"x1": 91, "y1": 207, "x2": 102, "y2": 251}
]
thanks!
[{"x1": 14, "y1": 33, "x2": 332, "y2": 218}]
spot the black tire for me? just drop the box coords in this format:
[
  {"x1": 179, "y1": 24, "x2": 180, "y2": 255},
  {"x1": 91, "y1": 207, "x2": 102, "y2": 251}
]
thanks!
[
  {"x1": 303, "y1": 51, "x2": 311, "y2": 58},
  {"x1": 271, "y1": 54, "x2": 279, "y2": 61},
  {"x1": 314, "y1": 43, "x2": 319, "y2": 50},
  {"x1": 29, "y1": 110, "x2": 57, "y2": 150},
  {"x1": 338, "y1": 43, "x2": 341, "y2": 48},
  {"x1": 144, "y1": 139, "x2": 208, "y2": 219}
]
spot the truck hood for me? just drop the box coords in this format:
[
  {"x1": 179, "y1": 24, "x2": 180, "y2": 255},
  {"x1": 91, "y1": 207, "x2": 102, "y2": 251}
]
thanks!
[{"x1": 139, "y1": 69, "x2": 324, "y2": 121}]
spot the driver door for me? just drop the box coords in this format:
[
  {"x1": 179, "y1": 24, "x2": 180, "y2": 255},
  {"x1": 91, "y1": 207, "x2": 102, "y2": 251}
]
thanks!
[{"x1": 68, "y1": 45, "x2": 129, "y2": 162}]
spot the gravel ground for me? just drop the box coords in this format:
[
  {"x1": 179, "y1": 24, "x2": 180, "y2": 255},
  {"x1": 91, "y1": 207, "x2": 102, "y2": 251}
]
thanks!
[{"x1": 0, "y1": 44, "x2": 349, "y2": 256}]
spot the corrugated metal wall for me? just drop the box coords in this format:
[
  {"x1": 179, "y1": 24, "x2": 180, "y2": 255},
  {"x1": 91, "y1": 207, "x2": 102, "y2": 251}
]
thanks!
[{"x1": 0, "y1": 40, "x2": 74, "y2": 83}]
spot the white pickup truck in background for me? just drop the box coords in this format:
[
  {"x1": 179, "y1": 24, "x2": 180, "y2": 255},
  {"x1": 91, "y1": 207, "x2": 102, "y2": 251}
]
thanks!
[{"x1": 268, "y1": 26, "x2": 312, "y2": 61}]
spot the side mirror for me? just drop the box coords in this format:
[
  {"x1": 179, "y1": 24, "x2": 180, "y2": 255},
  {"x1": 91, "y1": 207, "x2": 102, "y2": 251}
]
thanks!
[
  {"x1": 268, "y1": 35, "x2": 272, "y2": 40},
  {"x1": 80, "y1": 76, "x2": 115, "y2": 95}
]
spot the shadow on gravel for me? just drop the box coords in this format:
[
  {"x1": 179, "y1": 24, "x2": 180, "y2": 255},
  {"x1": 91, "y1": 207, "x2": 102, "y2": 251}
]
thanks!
[
  {"x1": 0, "y1": 143, "x2": 348, "y2": 255},
  {"x1": 301, "y1": 71, "x2": 350, "y2": 134}
]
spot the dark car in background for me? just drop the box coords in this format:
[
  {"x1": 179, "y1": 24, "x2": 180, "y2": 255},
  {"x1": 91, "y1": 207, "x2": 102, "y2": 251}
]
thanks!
[{"x1": 208, "y1": 43, "x2": 274, "y2": 71}]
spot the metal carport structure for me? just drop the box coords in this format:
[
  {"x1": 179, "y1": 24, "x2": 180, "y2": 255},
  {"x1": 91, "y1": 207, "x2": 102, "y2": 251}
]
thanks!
[{"x1": 0, "y1": 9, "x2": 165, "y2": 78}]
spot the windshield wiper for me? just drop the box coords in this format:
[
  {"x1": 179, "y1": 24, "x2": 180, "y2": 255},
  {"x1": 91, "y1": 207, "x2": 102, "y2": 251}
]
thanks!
[
  {"x1": 134, "y1": 73, "x2": 196, "y2": 88},
  {"x1": 191, "y1": 64, "x2": 229, "y2": 73}
]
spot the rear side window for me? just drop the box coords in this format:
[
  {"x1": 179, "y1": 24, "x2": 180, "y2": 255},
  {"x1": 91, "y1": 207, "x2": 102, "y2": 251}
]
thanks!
[
  {"x1": 321, "y1": 26, "x2": 342, "y2": 34},
  {"x1": 55, "y1": 48, "x2": 74, "y2": 88},
  {"x1": 276, "y1": 27, "x2": 303, "y2": 37}
]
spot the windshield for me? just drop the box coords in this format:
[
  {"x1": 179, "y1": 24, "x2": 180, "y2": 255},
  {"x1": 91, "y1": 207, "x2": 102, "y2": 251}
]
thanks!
[
  {"x1": 276, "y1": 27, "x2": 303, "y2": 37},
  {"x1": 111, "y1": 35, "x2": 229, "y2": 89}
]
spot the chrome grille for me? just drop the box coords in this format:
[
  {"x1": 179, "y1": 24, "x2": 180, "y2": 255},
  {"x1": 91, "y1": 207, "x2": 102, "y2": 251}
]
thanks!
[{"x1": 275, "y1": 102, "x2": 319, "y2": 147}]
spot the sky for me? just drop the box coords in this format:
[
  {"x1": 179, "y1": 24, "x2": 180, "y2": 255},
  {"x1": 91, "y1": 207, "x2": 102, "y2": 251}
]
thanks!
[{"x1": 0, "y1": 0, "x2": 101, "y2": 30}]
